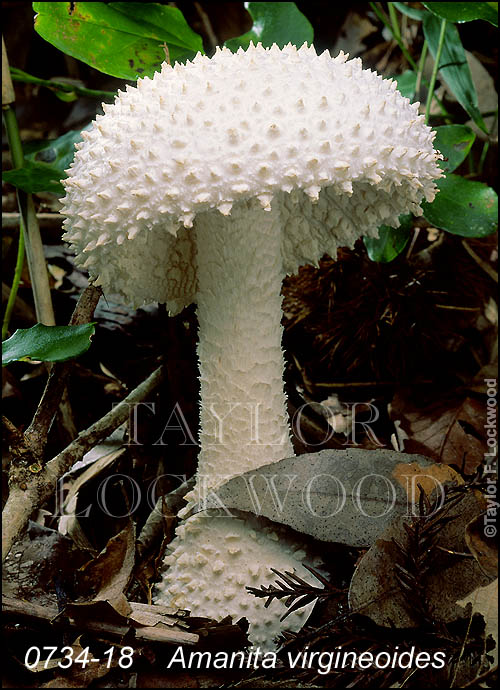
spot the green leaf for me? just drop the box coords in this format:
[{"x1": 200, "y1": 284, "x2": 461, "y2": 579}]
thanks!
[
  {"x1": 422, "y1": 2, "x2": 498, "y2": 27},
  {"x1": 3, "y1": 160, "x2": 65, "y2": 195},
  {"x1": 25, "y1": 128, "x2": 86, "y2": 171},
  {"x1": 364, "y1": 215, "x2": 413, "y2": 263},
  {"x1": 423, "y1": 13, "x2": 487, "y2": 132},
  {"x1": 225, "y1": 2, "x2": 313, "y2": 52},
  {"x1": 393, "y1": 70, "x2": 417, "y2": 100},
  {"x1": 433, "y1": 124, "x2": 476, "y2": 172},
  {"x1": 422, "y1": 174, "x2": 498, "y2": 237},
  {"x1": 2, "y1": 323, "x2": 96, "y2": 366},
  {"x1": 392, "y1": 2, "x2": 426, "y2": 21},
  {"x1": 33, "y1": 2, "x2": 203, "y2": 80},
  {"x1": 3, "y1": 128, "x2": 87, "y2": 195}
]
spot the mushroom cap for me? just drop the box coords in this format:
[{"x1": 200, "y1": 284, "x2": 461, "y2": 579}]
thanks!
[{"x1": 61, "y1": 43, "x2": 442, "y2": 311}]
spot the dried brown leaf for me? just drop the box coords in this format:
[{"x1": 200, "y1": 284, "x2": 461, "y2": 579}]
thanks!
[
  {"x1": 128, "y1": 601, "x2": 189, "y2": 628},
  {"x1": 465, "y1": 513, "x2": 498, "y2": 578},
  {"x1": 458, "y1": 579, "x2": 498, "y2": 666},
  {"x1": 78, "y1": 521, "x2": 135, "y2": 616},
  {"x1": 348, "y1": 491, "x2": 494, "y2": 627},
  {"x1": 58, "y1": 447, "x2": 126, "y2": 552},
  {"x1": 39, "y1": 640, "x2": 112, "y2": 688},
  {"x1": 391, "y1": 392, "x2": 488, "y2": 474}
]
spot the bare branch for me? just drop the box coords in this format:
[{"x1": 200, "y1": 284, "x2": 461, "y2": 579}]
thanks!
[
  {"x1": 2, "y1": 365, "x2": 166, "y2": 561},
  {"x1": 23, "y1": 285, "x2": 102, "y2": 462}
]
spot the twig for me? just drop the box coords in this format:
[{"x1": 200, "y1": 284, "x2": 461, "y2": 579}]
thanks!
[
  {"x1": 19, "y1": 195, "x2": 56, "y2": 325},
  {"x1": 22, "y1": 285, "x2": 102, "y2": 463},
  {"x1": 2, "y1": 225, "x2": 25, "y2": 339},
  {"x1": 2, "y1": 212, "x2": 63, "y2": 230},
  {"x1": 462, "y1": 240, "x2": 498, "y2": 283},
  {"x1": 2, "y1": 595, "x2": 200, "y2": 646},
  {"x1": 285, "y1": 587, "x2": 402, "y2": 649},
  {"x1": 393, "y1": 487, "x2": 466, "y2": 625},
  {"x1": 2, "y1": 365, "x2": 166, "y2": 561},
  {"x1": 2, "y1": 36, "x2": 15, "y2": 104},
  {"x1": 9, "y1": 66, "x2": 116, "y2": 100},
  {"x1": 1, "y1": 42, "x2": 26, "y2": 339},
  {"x1": 247, "y1": 565, "x2": 343, "y2": 621},
  {"x1": 160, "y1": 42, "x2": 170, "y2": 65},
  {"x1": 2, "y1": 38, "x2": 26, "y2": 339},
  {"x1": 405, "y1": 227, "x2": 421, "y2": 260},
  {"x1": 449, "y1": 607, "x2": 474, "y2": 688},
  {"x1": 434, "y1": 304, "x2": 481, "y2": 311},
  {"x1": 369, "y1": 2, "x2": 418, "y2": 71},
  {"x1": 460, "y1": 665, "x2": 498, "y2": 688},
  {"x1": 194, "y1": 1, "x2": 218, "y2": 51},
  {"x1": 2, "y1": 416, "x2": 30, "y2": 462},
  {"x1": 312, "y1": 379, "x2": 433, "y2": 388},
  {"x1": 2, "y1": 41, "x2": 55, "y2": 329}
]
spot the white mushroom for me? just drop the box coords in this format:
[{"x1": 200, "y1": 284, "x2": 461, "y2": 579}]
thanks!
[
  {"x1": 61, "y1": 43, "x2": 443, "y2": 649},
  {"x1": 159, "y1": 512, "x2": 315, "y2": 649}
]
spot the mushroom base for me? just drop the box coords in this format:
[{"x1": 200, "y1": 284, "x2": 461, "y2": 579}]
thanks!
[{"x1": 156, "y1": 511, "x2": 318, "y2": 650}]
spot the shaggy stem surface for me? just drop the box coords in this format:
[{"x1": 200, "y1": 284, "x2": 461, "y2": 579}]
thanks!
[{"x1": 191, "y1": 199, "x2": 294, "y2": 498}]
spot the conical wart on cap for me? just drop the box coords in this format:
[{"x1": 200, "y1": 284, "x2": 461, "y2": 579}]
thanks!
[{"x1": 61, "y1": 43, "x2": 442, "y2": 311}]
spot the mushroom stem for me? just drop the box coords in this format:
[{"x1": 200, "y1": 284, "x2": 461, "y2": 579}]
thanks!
[
  {"x1": 192, "y1": 198, "x2": 294, "y2": 497},
  {"x1": 156, "y1": 200, "x2": 318, "y2": 649}
]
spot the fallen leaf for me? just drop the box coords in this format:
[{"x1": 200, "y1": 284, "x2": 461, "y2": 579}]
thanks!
[
  {"x1": 128, "y1": 601, "x2": 190, "y2": 628},
  {"x1": 197, "y1": 448, "x2": 463, "y2": 547},
  {"x1": 348, "y1": 490, "x2": 494, "y2": 627},
  {"x1": 2, "y1": 522, "x2": 88, "y2": 608},
  {"x1": 484, "y1": 297, "x2": 498, "y2": 326},
  {"x1": 64, "y1": 598, "x2": 131, "y2": 629},
  {"x1": 465, "y1": 52, "x2": 498, "y2": 138},
  {"x1": 63, "y1": 428, "x2": 126, "y2": 476},
  {"x1": 39, "y1": 639, "x2": 112, "y2": 687},
  {"x1": 392, "y1": 460, "x2": 464, "y2": 498},
  {"x1": 391, "y1": 391, "x2": 488, "y2": 474},
  {"x1": 333, "y1": 10, "x2": 377, "y2": 56},
  {"x1": 78, "y1": 521, "x2": 135, "y2": 616},
  {"x1": 465, "y1": 513, "x2": 498, "y2": 578},
  {"x1": 47, "y1": 262, "x2": 67, "y2": 289},
  {"x1": 457, "y1": 579, "x2": 498, "y2": 666},
  {"x1": 58, "y1": 447, "x2": 126, "y2": 551}
]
